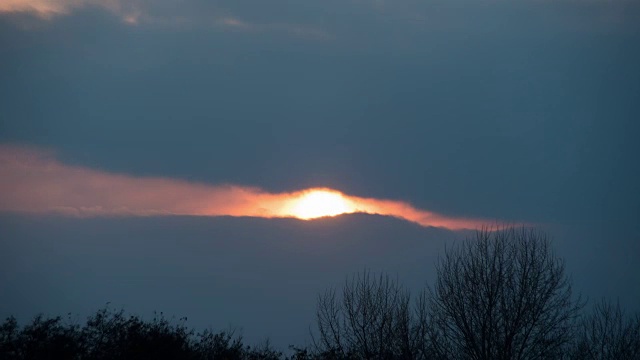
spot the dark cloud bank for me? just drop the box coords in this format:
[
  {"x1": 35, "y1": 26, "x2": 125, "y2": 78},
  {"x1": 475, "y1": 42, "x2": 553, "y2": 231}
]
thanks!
[{"x1": 0, "y1": 214, "x2": 460, "y2": 347}]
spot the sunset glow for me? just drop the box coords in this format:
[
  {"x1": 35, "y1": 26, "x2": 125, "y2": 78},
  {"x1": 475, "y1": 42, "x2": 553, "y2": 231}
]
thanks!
[
  {"x1": 0, "y1": 145, "x2": 493, "y2": 230},
  {"x1": 288, "y1": 189, "x2": 355, "y2": 219}
]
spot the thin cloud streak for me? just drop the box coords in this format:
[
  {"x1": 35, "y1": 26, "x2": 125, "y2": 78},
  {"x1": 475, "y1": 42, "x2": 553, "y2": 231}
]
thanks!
[
  {"x1": 0, "y1": 0, "x2": 332, "y2": 38},
  {"x1": 0, "y1": 0, "x2": 141, "y2": 23},
  {"x1": 3, "y1": 0, "x2": 634, "y2": 36},
  {"x1": 0, "y1": 145, "x2": 489, "y2": 230},
  {"x1": 213, "y1": 16, "x2": 331, "y2": 40}
]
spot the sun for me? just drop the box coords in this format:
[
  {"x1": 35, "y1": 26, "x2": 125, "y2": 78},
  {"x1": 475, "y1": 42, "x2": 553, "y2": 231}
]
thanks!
[{"x1": 290, "y1": 189, "x2": 354, "y2": 219}]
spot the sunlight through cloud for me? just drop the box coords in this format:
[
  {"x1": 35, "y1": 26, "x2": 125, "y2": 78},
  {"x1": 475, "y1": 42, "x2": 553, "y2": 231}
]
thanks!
[
  {"x1": 0, "y1": 145, "x2": 494, "y2": 230},
  {"x1": 287, "y1": 189, "x2": 355, "y2": 220}
]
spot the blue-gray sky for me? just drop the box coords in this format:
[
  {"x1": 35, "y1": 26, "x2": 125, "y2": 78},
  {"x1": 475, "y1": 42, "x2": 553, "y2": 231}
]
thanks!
[{"x1": 1, "y1": 0, "x2": 639, "y2": 348}]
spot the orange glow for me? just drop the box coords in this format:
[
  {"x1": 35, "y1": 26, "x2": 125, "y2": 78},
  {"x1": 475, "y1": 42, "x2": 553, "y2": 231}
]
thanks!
[
  {"x1": 0, "y1": 145, "x2": 498, "y2": 230},
  {"x1": 287, "y1": 189, "x2": 355, "y2": 219}
]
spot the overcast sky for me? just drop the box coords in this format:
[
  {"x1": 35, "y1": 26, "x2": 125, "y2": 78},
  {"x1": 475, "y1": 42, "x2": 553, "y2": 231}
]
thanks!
[{"x1": 1, "y1": 0, "x2": 639, "y2": 348}]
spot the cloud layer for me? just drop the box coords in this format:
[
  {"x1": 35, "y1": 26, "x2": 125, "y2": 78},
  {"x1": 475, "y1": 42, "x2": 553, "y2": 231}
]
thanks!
[
  {"x1": 2, "y1": 0, "x2": 637, "y2": 34},
  {"x1": 0, "y1": 145, "x2": 488, "y2": 230}
]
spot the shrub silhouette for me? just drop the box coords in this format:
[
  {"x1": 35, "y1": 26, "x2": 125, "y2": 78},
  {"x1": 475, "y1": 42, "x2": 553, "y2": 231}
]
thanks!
[
  {"x1": 81, "y1": 308, "x2": 193, "y2": 359},
  {"x1": 4, "y1": 315, "x2": 81, "y2": 360},
  {"x1": 0, "y1": 308, "x2": 288, "y2": 360}
]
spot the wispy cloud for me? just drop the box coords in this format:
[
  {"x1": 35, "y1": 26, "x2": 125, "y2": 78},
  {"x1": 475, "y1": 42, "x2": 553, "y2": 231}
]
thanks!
[
  {"x1": 2, "y1": 0, "x2": 635, "y2": 35},
  {"x1": 0, "y1": 0, "x2": 142, "y2": 23},
  {"x1": 214, "y1": 16, "x2": 331, "y2": 40},
  {"x1": 0, "y1": 0, "x2": 331, "y2": 38},
  {"x1": 0, "y1": 144, "x2": 491, "y2": 230}
]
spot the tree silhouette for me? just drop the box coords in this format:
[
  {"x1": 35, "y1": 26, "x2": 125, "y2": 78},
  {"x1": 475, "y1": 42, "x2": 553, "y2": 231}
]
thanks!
[
  {"x1": 422, "y1": 227, "x2": 583, "y2": 360},
  {"x1": 314, "y1": 270, "x2": 416, "y2": 359},
  {"x1": 570, "y1": 299, "x2": 640, "y2": 360}
]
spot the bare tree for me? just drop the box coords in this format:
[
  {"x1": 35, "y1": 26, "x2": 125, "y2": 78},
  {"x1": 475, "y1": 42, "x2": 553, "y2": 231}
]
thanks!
[
  {"x1": 424, "y1": 227, "x2": 583, "y2": 360},
  {"x1": 570, "y1": 299, "x2": 640, "y2": 360},
  {"x1": 314, "y1": 271, "x2": 416, "y2": 359}
]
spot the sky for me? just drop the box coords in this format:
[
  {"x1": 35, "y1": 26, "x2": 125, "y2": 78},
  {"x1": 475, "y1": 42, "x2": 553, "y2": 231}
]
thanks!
[{"x1": 1, "y1": 0, "x2": 640, "y2": 348}]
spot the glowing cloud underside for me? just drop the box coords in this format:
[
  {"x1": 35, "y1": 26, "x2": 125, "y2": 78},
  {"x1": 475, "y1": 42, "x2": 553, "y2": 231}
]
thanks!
[{"x1": 0, "y1": 145, "x2": 489, "y2": 230}]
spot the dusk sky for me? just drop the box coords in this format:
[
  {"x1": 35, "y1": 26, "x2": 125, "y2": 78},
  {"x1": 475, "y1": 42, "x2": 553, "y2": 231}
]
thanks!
[{"x1": 1, "y1": 0, "x2": 639, "y2": 349}]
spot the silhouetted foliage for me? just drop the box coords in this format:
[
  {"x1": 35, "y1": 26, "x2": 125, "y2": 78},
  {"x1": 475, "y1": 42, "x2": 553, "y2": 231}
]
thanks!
[
  {"x1": 423, "y1": 227, "x2": 584, "y2": 360},
  {"x1": 2, "y1": 314, "x2": 82, "y2": 360},
  {"x1": 195, "y1": 328, "x2": 244, "y2": 360},
  {"x1": 0, "y1": 317, "x2": 20, "y2": 358},
  {"x1": 80, "y1": 308, "x2": 193, "y2": 359},
  {"x1": 311, "y1": 228, "x2": 622, "y2": 360},
  {"x1": 0, "y1": 307, "x2": 295, "y2": 360},
  {"x1": 244, "y1": 340, "x2": 283, "y2": 360},
  {"x1": 314, "y1": 270, "x2": 418, "y2": 359},
  {"x1": 569, "y1": 299, "x2": 640, "y2": 360}
]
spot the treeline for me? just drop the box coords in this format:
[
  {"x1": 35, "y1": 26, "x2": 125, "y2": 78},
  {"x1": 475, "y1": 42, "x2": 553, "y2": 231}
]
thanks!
[
  {"x1": 1, "y1": 228, "x2": 639, "y2": 359},
  {"x1": 313, "y1": 228, "x2": 640, "y2": 360},
  {"x1": 0, "y1": 308, "x2": 287, "y2": 360}
]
